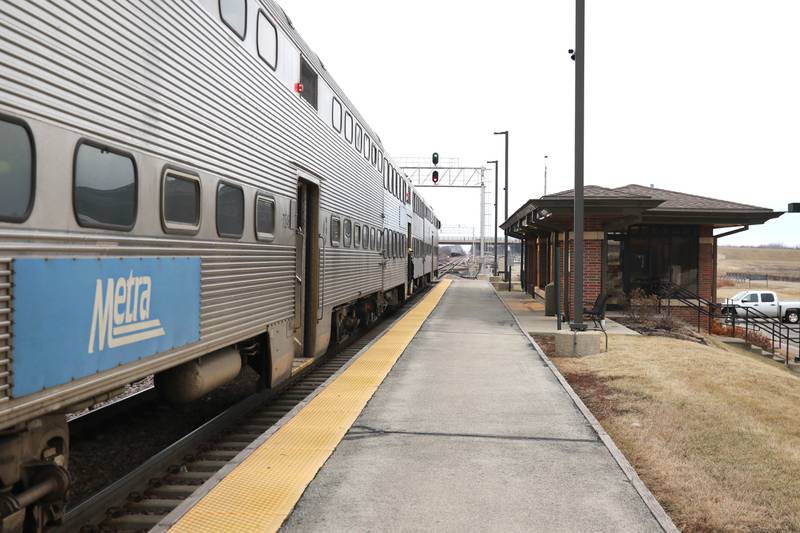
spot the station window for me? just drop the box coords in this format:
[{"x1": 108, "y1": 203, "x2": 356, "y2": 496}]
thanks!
[
  {"x1": 255, "y1": 193, "x2": 276, "y2": 240},
  {"x1": 355, "y1": 124, "x2": 363, "y2": 152},
  {"x1": 299, "y1": 58, "x2": 318, "y2": 109},
  {"x1": 344, "y1": 112, "x2": 353, "y2": 143},
  {"x1": 343, "y1": 218, "x2": 352, "y2": 247},
  {"x1": 362, "y1": 224, "x2": 369, "y2": 249},
  {"x1": 162, "y1": 169, "x2": 200, "y2": 233},
  {"x1": 220, "y1": 0, "x2": 247, "y2": 40},
  {"x1": 257, "y1": 11, "x2": 278, "y2": 70},
  {"x1": 216, "y1": 182, "x2": 244, "y2": 238},
  {"x1": 0, "y1": 117, "x2": 34, "y2": 223},
  {"x1": 370, "y1": 227, "x2": 376, "y2": 250},
  {"x1": 331, "y1": 98, "x2": 343, "y2": 133},
  {"x1": 74, "y1": 142, "x2": 137, "y2": 230},
  {"x1": 330, "y1": 216, "x2": 341, "y2": 246},
  {"x1": 354, "y1": 223, "x2": 361, "y2": 247}
]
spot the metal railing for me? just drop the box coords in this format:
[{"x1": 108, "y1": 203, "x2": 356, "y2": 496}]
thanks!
[{"x1": 651, "y1": 280, "x2": 800, "y2": 362}]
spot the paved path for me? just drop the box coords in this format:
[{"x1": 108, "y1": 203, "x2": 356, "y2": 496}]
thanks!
[{"x1": 282, "y1": 279, "x2": 663, "y2": 532}]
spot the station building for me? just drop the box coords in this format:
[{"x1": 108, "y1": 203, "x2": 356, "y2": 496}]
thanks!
[{"x1": 500, "y1": 184, "x2": 784, "y2": 323}]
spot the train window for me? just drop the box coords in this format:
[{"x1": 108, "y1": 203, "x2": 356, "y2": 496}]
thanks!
[
  {"x1": 255, "y1": 193, "x2": 276, "y2": 240},
  {"x1": 162, "y1": 169, "x2": 200, "y2": 233},
  {"x1": 377, "y1": 151, "x2": 383, "y2": 173},
  {"x1": 343, "y1": 218, "x2": 352, "y2": 247},
  {"x1": 299, "y1": 58, "x2": 318, "y2": 109},
  {"x1": 371, "y1": 145, "x2": 377, "y2": 166},
  {"x1": 330, "y1": 216, "x2": 341, "y2": 246},
  {"x1": 257, "y1": 11, "x2": 278, "y2": 70},
  {"x1": 216, "y1": 182, "x2": 244, "y2": 238},
  {"x1": 362, "y1": 224, "x2": 369, "y2": 249},
  {"x1": 344, "y1": 112, "x2": 353, "y2": 143},
  {"x1": 355, "y1": 124, "x2": 363, "y2": 151},
  {"x1": 331, "y1": 98, "x2": 342, "y2": 133},
  {"x1": 370, "y1": 227, "x2": 376, "y2": 250},
  {"x1": 0, "y1": 118, "x2": 34, "y2": 222},
  {"x1": 74, "y1": 142, "x2": 137, "y2": 230},
  {"x1": 354, "y1": 223, "x2": 361, "y2": 247},
  {"x1": 220, "y1": 0, "x2": 247, "y2": 40}
]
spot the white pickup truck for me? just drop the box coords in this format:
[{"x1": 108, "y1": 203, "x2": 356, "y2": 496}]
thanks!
[{"x1": 721, "y1": 290, "x2": 800, "y2": 324}]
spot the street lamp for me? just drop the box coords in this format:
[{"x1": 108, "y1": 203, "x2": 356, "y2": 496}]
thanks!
[
  {"x1": 486, "y1": 160, "x2": 499, "y2": 275},
  {"x1": 571, "y1": 0, "x2": 586, "y2": 331},
  {"x1": 493, "y1": 131, "x2": 509, "y2": 287}
]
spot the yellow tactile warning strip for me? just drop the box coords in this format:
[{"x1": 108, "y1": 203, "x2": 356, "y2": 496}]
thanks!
[{"x1": 170, "y1": 280, "x2": 452, "y2": 533}]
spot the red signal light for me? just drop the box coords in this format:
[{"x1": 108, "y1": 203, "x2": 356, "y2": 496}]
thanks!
[
  {"x1": 432, "y1": 171, "x2": 439, "y2": 184},
  {"x1": 294, "y1": 82, "x2": 304, "y2": 93}
]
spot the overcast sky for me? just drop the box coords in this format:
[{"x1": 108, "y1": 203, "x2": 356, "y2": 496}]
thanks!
[{"x1": 279, "y1": 0, "x2": 799, "y2": 246}]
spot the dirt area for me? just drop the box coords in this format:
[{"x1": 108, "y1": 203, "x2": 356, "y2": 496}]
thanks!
[
  {"x1": 718, "y1": 246, "x2": 800, "y2": 301},
  {"x1": 542, "y1": 334, "x2": 800, "y2": 533}
]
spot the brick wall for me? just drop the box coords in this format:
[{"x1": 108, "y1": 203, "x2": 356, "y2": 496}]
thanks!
[{"x1": 698, "y1": 226, "x2": 714, "y2": 302}]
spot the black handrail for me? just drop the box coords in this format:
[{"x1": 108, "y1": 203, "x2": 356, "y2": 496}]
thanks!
[{"x1": 649, "y1": 280, "x2": 799, "y2": 359}]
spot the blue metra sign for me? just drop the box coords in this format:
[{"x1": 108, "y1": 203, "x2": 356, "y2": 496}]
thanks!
[{"x1": 12, "y1": 257, "x2": 201, "y2": 398}]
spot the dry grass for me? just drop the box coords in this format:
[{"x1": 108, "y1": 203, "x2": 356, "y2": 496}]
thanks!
[
  {"x1": 718, "y1": 246, "x2": 800, "y2": 301},
  {"x1": 550, "y1": 335, "x2": 800, "y2": 533},
  {"x1": 719, "y1": 246, "x2": 800, "y2": 279}
]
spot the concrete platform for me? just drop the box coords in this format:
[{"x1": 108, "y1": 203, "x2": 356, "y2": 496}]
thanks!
[
  {"x1": 497, "y1": 289, "x2": 640, "y2": 336},
  {"x1": 281, "y1": 280, "x2": 665, "y2": 532}
]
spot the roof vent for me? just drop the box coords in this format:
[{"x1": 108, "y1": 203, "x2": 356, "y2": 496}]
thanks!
[{"x1": 650, "y1": 184, "x2": 654, "y2": 188}]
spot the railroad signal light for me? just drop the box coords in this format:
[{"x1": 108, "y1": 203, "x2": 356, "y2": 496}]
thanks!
[
  {"x1": 432, "y1": 171, "x2": 439, "y2": 184},
  {"x1": 432, "y1": 152, "x2": 439, "y2": 166}
]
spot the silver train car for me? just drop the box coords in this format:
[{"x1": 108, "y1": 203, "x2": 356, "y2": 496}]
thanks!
[{"x1": 0, "y1": 0, "x2": 439, "y2": 528}]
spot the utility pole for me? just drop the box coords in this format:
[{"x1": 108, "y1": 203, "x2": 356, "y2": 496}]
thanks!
[
  {"x1": 570, "y1": 0, "x2": 586, "y2": 331},
  {"x1": 487, "y1": 160, "x2": 499, "y2": 275},
  {"x1": 494, "y1": 131, "x2": 509, "y2": 284},
  {"x1": 544, "y1": 155, "x2": 549, "y2": 196}
]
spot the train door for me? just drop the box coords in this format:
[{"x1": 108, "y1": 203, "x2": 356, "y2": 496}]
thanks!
[{"x1": 294, "y1": 178, "x2": 320, "y2": 362}]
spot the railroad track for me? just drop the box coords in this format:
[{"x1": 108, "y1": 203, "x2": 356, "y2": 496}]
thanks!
[
  {"x1": 438, "y1": 256, "x2": 469, "y2": 277},
  {"x1": 57, "y1": 289, "x2": 429, "y2": 533}
]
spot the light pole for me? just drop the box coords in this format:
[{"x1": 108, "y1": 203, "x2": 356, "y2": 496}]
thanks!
[
  {"x1": 486, "y1": 160, "x2": 499, "y2": 275},
  {"x1": 570, "y1": 0, "x2": 586, "y2": 331},
  {"x1": 493, "y1": 131, "x2": 509, "y2": 285},
  {"x1": 544, "y1": 155, "x2": 549, "y2": 196}
]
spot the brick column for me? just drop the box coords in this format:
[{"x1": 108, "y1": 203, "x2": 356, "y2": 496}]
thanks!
[
  {"x1": 698, "y1": 226, "x2": 714, "y2": 303},
  {"x1": 565, "y1": 223, "x2": 604, "y2": 319}
]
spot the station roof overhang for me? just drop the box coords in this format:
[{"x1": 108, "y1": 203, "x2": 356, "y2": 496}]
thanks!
[
  {"x1": 500, "y1": 197, "x2": 664, "y2": 239},
  {"x1": 500, "y1": 196, "x2": 784, "y2": 239}
]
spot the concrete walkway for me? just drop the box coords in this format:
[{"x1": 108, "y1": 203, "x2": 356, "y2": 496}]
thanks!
[
  {"x1": 498, "y1": 288, "x2": 640, "y2": 336},
  {"x1": 281, "y1": 279, "x2": 663, "y2": 532}
]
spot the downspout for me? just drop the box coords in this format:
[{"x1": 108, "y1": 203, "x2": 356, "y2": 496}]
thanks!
[{"x1": 713, "y1": 225, "x2": 748, "y2": 302}]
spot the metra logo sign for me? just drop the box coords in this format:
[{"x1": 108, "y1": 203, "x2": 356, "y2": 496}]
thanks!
[
  {"x1": 12, "y1": 257, "x2": 201, "y2": 397},
  {"x1": 89, "y1": 273, "x2": 165, "y2": 354}
]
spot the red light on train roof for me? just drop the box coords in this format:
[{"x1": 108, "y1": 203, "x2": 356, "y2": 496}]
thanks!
[{"x1": 294, "y1": 82, "x2": 304, "y2": 93}]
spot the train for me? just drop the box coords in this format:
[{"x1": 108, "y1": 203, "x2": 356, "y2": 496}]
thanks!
[{"x1": 0, "y1": 0, "x2": 440, "y2": 529}]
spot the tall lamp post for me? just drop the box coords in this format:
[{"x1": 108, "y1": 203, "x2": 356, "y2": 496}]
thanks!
[
  {"x1": 570, "y1": 0, "x2": 586, "y2": 331},
  {"x1": 486, "y1": 160, "x2": 499, "y2": 275},
  {"x1": 493, "y1": 131, "x2": 509, "y2": 284}
]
